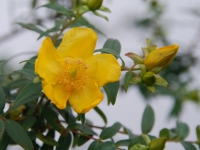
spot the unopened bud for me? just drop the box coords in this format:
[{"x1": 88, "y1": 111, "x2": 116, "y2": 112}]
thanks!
[
  {"x1": 8, "y1": 105, "x2": 26, "y2": 119},
  {"x1": 143, "y1": 72, "x2": 156, "y2": 86},
  {"x1": 87, "y1": 0, "x2": 103, "y2": 11},
  {"x1": 144, "y1": 44, "x2": 179, "y2": 71},
  {"x1": 130, "y1": 77, "x2": 143, "y2": 84}
]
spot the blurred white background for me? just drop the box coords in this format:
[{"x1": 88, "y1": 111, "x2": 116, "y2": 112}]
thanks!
[{"x1": 1, "y1": 0, "x2": 200, "y2": 149}]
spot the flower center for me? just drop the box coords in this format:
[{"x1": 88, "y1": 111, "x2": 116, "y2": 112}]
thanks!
[{"x1": 57, "y1": 57, "x2": 89, "y2": 92}]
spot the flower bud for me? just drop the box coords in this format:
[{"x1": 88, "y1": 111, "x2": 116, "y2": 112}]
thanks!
[
  {"x1": 142, "y1": 72, "x2": 156, "y2": 86},
  {"x1": 87, "y1": 0, "x2": 103, "y2": 11},
  {"x1": 144, "y1": 44, "x2": 179, "y2": 71},
  {"x1": 8, "y1": 105, "x2": 26, "y2": 119}
]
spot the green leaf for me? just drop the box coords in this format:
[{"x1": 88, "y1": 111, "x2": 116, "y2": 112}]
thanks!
[
  {"x1": 99, "y1": 6, "x2": 111, "y2": 12},
  {"x1": 95, "y1": 48, "x2": 125, "y2": 67},
  {"x1": 104, "y1": 81, "x2": 119, "y2": 105},
  {"x1": 72, "y1": 133, "x2": 78, "y2": 147},
  {"x1": 196, "y1": 125, "x2": 200, "y2": 141},
  {"x1": 128, "y1": 136, "x2": 147, "y2": 148},
  {"x1": 5, "y1": 119, "x2": 33, "y2": 150},
  {"x1": 124, "y1": 71, "x2": 133, "y2": 92},
  {"x1": 9, "y1": 82, "x2": 42, "y2": 111},
  {"x1": 146, "y1": 85, "x2": 156, "y2": 93},
  {"x1": 176, "y1": 121, "x2": 189, "y2": 140},
  {"x1": 159, "y1": 128, "x2": 170, "y2": 139},
  {"x1": 0, "y1": 74, "x2": 6, "y2": 85},
  {"x1": 37, "y1": 133, "x2": 59, "y2": 146},
  {"x1": 141, "y1": 105, "x2": 155, "y2": 134},
  {"x1": 56, "y1": 131, "x2": 72, "y2": 150},
  {"x1": 88, "y1": 140, "x2": 101, "y2": 150},
  {"x1": 77, "y1": 135, "x2": 90, "y2": 146},
  {"x1": 103, "y1": 38, "x2": 121, "y2": 56},
  {"x1": 57, "y1": 106, "x2": 76, "y2": 124},
  {"x1": 155, "y1": 75, "x2": 168, "y2": 87},
  {"x1": 129, "y1": 144, "x2": 148, "y2": 150},
  {"x1": 93, "y1": 11, "x2": 108, "y2": 21},
  {"x1": 94, "y1": 106, "x2": 107, "y2": 125},
  {"x1": 181, "y1": 142, "x2": 197, "y2": 150},
  {"x1": 42, "y1": 107, "x2": 64, "y2": 134},
  {"x1": 17, "y1": 23, "x2": 44, "y2": 34},
  {"x1": 22, "y1": 116, "x2": 36, "y2": 130},
  {"x1": 41, "y1": 129, "x2": 55, "y2": 150},
  {"x1": 0, "y1": 119, "x2": 5, "y2": 140},
  {"x1": 40, "y1": 3, "x2": 75, "y2": 18},
  {"x1": 7, "y1": 79, "x2": 31, "y2": 89},
  {"x1": 115, "y1": 139, "x2": 131, "y2": 147},
  {"x1": 0, "y1": 132, "x2": 10, "y2": 150},
  {"x1": 148, "y1": 137, "x2": 167, "y2": 150},
  {"x1": 78, "y1": 114, "x2": 85, "y2": 124},
  {"x1": 100, "y1": 122, "x2": 121, "y2": 139},
  {"x1": 96, "y1": 141, "x2": 117, "y2": 150},
  {"x1": 13, "y1": 69, "x2": 36, "y2": 78},
  {"x1": 0, "y1": 87, "x2": 5, "y2": 113},
  {"x1": 67, "y1": 123, "x2": 96, "y2": 135}
]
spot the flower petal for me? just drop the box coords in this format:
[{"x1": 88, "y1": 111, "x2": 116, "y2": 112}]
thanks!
[
  {"x1": 69, "y1": 80, "x2": 103, "y2": 113},
  {"x1": 86, "y1": 54, "x2": 121, "y2": 87},
  {"x1": 42, "y1": 81, "x2": 71, "y2": 109},
  {"x1": 35, "y1": 37, "x2": 60, "y2": 85},
  {"x1": 57, "y1": 27, "x2": 97, "y2": 60}
]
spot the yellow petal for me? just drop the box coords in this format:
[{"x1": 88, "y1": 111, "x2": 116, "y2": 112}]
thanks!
[
  {"x1": 86, "y1": 54, "x2": 121, "y2": 87},
  {"x1": 35, "y1": 37, "x2": 60, "y2": 85},
  {"x1": 57, "y1": 27, "x2": 97, "y2": 60},
  {"x1": 42, "y1": 81, "x2": 71, "y2": 109},
  {"x1": 69, "y1": 80, "x2": 103, "y2": 113},
  {"x1": 144, "y1": 44, "x2": 179, "y2": 71}
]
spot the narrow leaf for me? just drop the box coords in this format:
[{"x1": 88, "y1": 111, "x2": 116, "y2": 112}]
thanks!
[
  {"x1": 56, "y1": 131, "x2": 72, "y2": 150},
  {"x1": 104, "y1": 81, "x2": 119, "y2": 105},
  {"x1": 100, "y1": 122, "x2": 121, "y2": 139},
  {"x1": 124, "y1": 71, "x2": 133, "y2": 92},
  {"x1": 0, "y1": 119, "x2": 5, "y2": 140},
  {"x1": 94, "y1": 106, "x2": 107, "y2": 125},
  {"x1": 0, "y1": 87, "x2": 5, "y2": 112},
  {"x1": 0, "y1": 132, "x2": 10, "y2": 150},
  {"x1": 5, "y1": 119, "x2": 33, "y2": 150},
  {"x1": 37, "y1": 133, "x2": 59, "y2": 146},
  {"x1": 181, "y1": 142, "x2": 197, "y2": 150},
  {"x1": 141, "y1": 105, "x2": 155, "y2": 134}
]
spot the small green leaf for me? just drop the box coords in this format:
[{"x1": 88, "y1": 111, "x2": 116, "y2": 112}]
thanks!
[
  {"x1": 99, "y1": 6, "x2": 111, "y2": 12},
  {"x1": 155, "y1": 75, "x2": 168, "y2": 87},
  {"x1": 176, "y1": 121, "x2": 189, "y2": 140},
  {"x1": 67, "y1": 123, "x2": 96, "y2": 135},
  {"x1": 0, "y1": 132, "x2": 10, "y2": 150},
  {"x1": 5, "y1": 119, "x2": 33, "y2": 150},
  {"x1": 22, "y1": 116, "x2": 36, "y2": 130},
  {"x1": 130, "y1": 77, "x2": 143, "y2": 84},
  {"x1": 124, "y1": 72, "x2": 133, "y2": 92},
  {"x1": 129, "y1": 144, "x2": 148, "y2": 150},
  {"x1": 88, "y1": 140, "x2": 101, "y2": 150},
  {"x1": 103, "y1": 38, "x2": 121, "y2": 56},
  {"x1": 0, "y1": 87, "x2": 5, "y2": 113},
  {"x1": 0, "y1": 119, "x2": 5, "y2": 140},
  {"x1": 146, "y1": 85, "x2": 156, "y2": 93},
  {"x1": 40, "y1": 3, "x2": 75, "y2": 18},
  {"x1": 94, "y1": 106, "x2": 107, "y2": 125},
  {"x1": 93, "y1": 11, "x2": 108, "y2": 21},
  {"x1": 96, "y1": 141, "x2": 117, "y2": 150},
  {"x1": 115, "y1": 139, "x2": 131, "y2": 147},
  {"x1": 78, "y1": 5, "x2": 90, "y2": 14},
  {"x1": 77, "y1": 135, "x2": 90, "y2": 146},
  {"x1": 100, "y1": 122, "x2": 121, "y2": 139},
  {"x1": 37, "y1": 133, "x2": 59, "y2": 146},
  {"x1": 141, "y1": 105, "x2": 155, "y2": 134},
  {"x1": 128, "y1": 136, "x2": 147, "y2": 148},
  {"x1": 181, "y1": 142, "x2": 197, "y2": 150},
  {"x1": 17, "y1": 23, "x2": 44, "y2": 34},
  {"x1": 159, "y1": 128, "x2": 170, "y2": 139},
  {"x1": 78, "y1": 114, "x2": 85, "y2": 124},
  {"x1": 104, "y1": 81, "x2": 119, "y2": 105},
  {"x1": 9, "y1": 82, "x2": 42, "y2": 111},
  {"x1": 0, "y1": 74, "x2": 6, "y2": 85},
  {"x1": 56, "y1": 131, "x2": 72, "y2": 150},
  {"x1": 148, "y1": 137, "x2": 167, "y2": 150},
  {"x1": 196, "y1": 125, "x2": 200, "y2": 141},
  {"x1": 141, "y1": 134, "x2": 151, "y2": 145},
  {"x1": 13, "y1": 69, "x2": 36, "y2": 78}
]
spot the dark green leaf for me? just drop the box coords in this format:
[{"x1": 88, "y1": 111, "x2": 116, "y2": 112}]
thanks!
[
  {"x1": 181, "y1": 142, "x2": 197, "y2": 150},
  {"x1": 94, "y1": 106, "x2": 107, "y2": 125},
  {"x1": 128, "y1": 136, "x2": 148, "y2": 148},
  {"x1": 5, "y1": 119, "x2": 33, "y2": 150},
  {"x1": 27, "y1": 131, "x2": 37, "y2": 141},
  {"x1": 40, "y1": 3, "x2": 75, "y2": 18},
  {"x1": 72, "y1": 133, "x2": 79, "y2": 147},
  {"x1": 103, "y1": 38, "x2": 121, "y2": 55},
  {"x1": 176, "y1": 121, "x2": 189, "y2": 140},
  {"x1": 0, "y1": 119, "x2": 5, "y2": 140},
  {"x1": 57, "y1": 131, "x2": 72, "y2": 150},
  {"x1": 57, "y1": 106, "x2": 76, "y2": 124},
  {"x1": 141, "y1": 105, "x2": 155, "y2": 134},
  {"x1": 14, "y1": 69, "x2": 36, "y2": 78},
  {"x1": 7, "y1": 79, "x2": 31, "y2": 89},
  {"x1": 159, "y1": 128, "x2": 170, "y2": 139},
  {"x1": 96, "y1": 141, "x2": 117, "y2": 150},
  {"x1": 0, "y1": 74, "x2": 6, "y2": 85},
  {"x1": 95, "y1": 48, "x2": 125, "y2": 67},
  {"x1": 42, "y1": 107, "x2": 64, "y2": 134},
  {"x1": 22, "y1": 116, "x2": 36, "y2": 130},
  {"x1": 124, "y1": 71, "x2": 133, "y2": 92},
  {"x1": 41, "y1": 129, "x2": 55, "y2": 150},
  {"x1": 0, "y1": 87, "x2": 5, "y2": 113},
  {"x1": 115, "y1": 139, "x2": 131, "y2": 147},
  {"x1": 88, "y1": 140, "x2": 101, "y2": 150},
  {"x1": 196, "y1": 125, "x2": 200, "y2": 141},
  {"x1": 67, "y1": 123, "x2": 96, "y2": 135},
  {"x1": 78, "y1": 114, "x2": 85, "y2": 124},
  {"x1": 18, "y1": 23, "x2": 44, "y2": 34},
  {"x1": 77, "y1": 135, "x2": 90, "y2": 146},
  {"x1": 0, "y1": 132, "x2": 10, "y2": 150},
  {"x1": 37, "y1": 133, "x2": 59, "y2": 146},
  {"x1": 104, "y1": 81, "x2": 119, "y2": 105},
  {"x1": 9, "y1": 82, "x2": 42, "y2": 111},
  {"x1": 148, "y1": 137, "x2": 167, "y2": 150},
  {"x1": 100, "y1": 122, "x2": 121, "y2": 139}
]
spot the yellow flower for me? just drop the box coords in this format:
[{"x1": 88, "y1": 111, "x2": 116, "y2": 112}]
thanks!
[
  {"x1": 35, "y1": 27, "x2": 121, "y2": 113},
  {"x1": 144, "y1": 44, "x2": 179, "y2": 71}
]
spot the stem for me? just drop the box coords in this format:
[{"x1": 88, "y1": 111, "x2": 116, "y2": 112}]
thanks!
[{"x1": 33, "y1": 94, "x2": 45, "y2": 116}]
